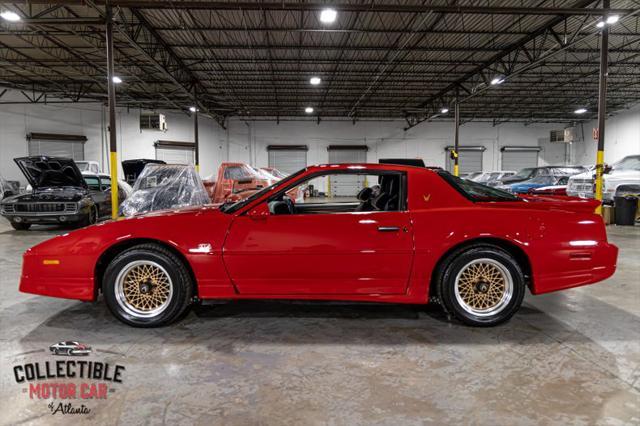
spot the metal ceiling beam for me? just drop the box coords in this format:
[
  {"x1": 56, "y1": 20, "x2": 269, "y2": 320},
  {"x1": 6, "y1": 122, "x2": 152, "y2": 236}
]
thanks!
[{"x1": 8, "y1": 1, "x2": 635, "y2": 15}]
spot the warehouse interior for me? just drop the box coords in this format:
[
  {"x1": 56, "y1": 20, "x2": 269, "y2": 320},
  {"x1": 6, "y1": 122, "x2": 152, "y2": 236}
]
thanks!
[{"x1": 0, "y1": 1, "x2": 639, "y2": 424}]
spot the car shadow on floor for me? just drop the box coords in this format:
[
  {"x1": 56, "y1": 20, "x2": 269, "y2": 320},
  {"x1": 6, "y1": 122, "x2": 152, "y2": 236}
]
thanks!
[{"x1": 16, "y1": 292, "x2": 635, "y2": 351}]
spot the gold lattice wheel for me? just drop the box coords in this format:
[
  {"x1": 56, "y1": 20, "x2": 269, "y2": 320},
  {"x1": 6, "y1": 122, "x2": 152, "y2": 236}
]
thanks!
[
  {"x1": 454, "y1": 258, "x2": 513, "y2": 317},
  {"x1": 115, "y1": 260, "x2": 173, "y2": 318}
]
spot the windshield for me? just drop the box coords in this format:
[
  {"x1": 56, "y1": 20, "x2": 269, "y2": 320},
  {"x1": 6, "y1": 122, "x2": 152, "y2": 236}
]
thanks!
[
  {"x1": 75, "y1": 162, "x2": 90, "y2": 171},
  {"x1": 512, "y1": 168, "x2": 534, "y2": 179},
  {"x1": 438, "y1": 171, "x2": 520, "y2": 202},
  {"x1": 220, "y1": 168, "x2": 306, "y2": 214},
  {"x1": 548, "y1": 167, "x2": 584, "y2": 176},
  {"x1": 614, "y1": 155, "x2": 640, "y2": 171}
]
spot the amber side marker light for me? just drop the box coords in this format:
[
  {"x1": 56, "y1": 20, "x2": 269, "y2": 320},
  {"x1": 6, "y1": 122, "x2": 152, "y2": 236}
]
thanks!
[{"x1": 42, "y1": 260, "x2": 60, "y2": 265}]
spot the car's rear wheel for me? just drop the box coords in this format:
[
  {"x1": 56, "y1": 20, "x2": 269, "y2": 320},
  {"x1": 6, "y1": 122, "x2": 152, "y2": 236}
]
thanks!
[
  {"x1": 437, "y1": 246, "x2": 525, "y2": 327},
  {"x1": 11, "y1": 222, "x2": 31, "y2": 231},
  {"x1": 103, "y1": 244, "x2": 193, "y2": 327}
]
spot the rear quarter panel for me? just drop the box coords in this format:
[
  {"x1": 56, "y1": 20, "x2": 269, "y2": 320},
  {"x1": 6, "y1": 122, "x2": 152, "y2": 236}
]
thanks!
[{"x1": 406, "y1": 169, "x2": 614, "y2": 301}]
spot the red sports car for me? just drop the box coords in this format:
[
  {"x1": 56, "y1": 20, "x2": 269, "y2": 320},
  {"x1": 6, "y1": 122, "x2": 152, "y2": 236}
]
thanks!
[{"x1": 19, "y1": 163, "x2": 617, "y2": 327}]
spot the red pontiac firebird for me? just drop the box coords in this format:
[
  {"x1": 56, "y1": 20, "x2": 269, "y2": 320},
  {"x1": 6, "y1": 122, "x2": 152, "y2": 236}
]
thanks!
[{"x1": 19, "y1": 163, "x2": 618, "y2": 327}]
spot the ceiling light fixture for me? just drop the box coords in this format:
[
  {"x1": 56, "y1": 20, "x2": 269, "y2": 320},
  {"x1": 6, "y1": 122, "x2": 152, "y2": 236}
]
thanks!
[
  {"x1": 305, "y1": 106, "x2": 314, "y2": 114},
  {"x1": 574, "y1": 108, "x2": 588, "y2": 114},
  {"x1": 320, "y1": 8, "x2": 337, "y2": 24},
  {"x1": 440, "y1": 107, "x2": 449, "y2": 114},
  {"x1": 0, "y1": 11, "x2": 21, "y2": 21},
  {"x1": 490, "y1": 77, "x2": 504, "y2": 85},
  {"x1": 606, "y1": 15, "x2": 619, "y2": 24},
  {"x1": 309, "y1": 76, "x2": 322, "y2": 85},
  {"x1": 189, "y1": 106, "x2": 197, "y2": 112},
  {"x1": 596, "y1": 21, "x2": 606, "y2": 28},
  {"x1": 112, "y1": 76, "x2": 122, "y2": 84}
]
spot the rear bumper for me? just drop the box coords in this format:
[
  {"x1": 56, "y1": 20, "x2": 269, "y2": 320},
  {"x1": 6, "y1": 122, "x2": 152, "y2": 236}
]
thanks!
[{"x1": 532, "y1": 242, "x2": 618, "y2": 295}]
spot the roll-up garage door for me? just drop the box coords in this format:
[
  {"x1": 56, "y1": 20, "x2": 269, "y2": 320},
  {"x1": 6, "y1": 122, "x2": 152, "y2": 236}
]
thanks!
[
  {"x1": 267, "y1": 145, "x2": 308, "y2": 174},
  {"x1": 501, "y1": 147, "x2": 540, "y2": 171},
  {"x1": 27, "y1": 133, "x2": 86, "y2": 161},
  {"x1": 327, "y1": 145, "x2": 368, "y2": 197},
  {"x1": 445, "y1": 146, "x2": 485, "y2": 175},
  {"x1": 155, "y1": 141, "x2": 195, "y2": 164}
]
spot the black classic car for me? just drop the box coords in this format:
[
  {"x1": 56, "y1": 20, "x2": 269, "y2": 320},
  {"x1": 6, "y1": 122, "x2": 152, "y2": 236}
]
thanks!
[{"x1": 0, "y1": 156, "x2": 116, "y2": 230}]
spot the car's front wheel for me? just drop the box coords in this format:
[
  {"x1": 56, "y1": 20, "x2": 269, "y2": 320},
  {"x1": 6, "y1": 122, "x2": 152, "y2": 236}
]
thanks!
[
  {"x1": 437, "y1": 245, "x2": 525, "y2": 327},
  {"x1": 103, "y1": 244, "x2": 193, "y2": 327}
]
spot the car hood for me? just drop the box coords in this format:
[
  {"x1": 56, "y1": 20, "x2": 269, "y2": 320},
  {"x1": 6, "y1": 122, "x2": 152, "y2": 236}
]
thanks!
[
  {"x1": 14, "y1": 156, "x2": 86, "y2": 190},
  {"x1": 2, "y1": 187, "x2": 88, "y2": 203},
  {"x1": 570, "y1": 168, "x2": 640, "y2": 181},
  {"x1": 121, "y1": 159, "x2": 166, "y2": 183}
]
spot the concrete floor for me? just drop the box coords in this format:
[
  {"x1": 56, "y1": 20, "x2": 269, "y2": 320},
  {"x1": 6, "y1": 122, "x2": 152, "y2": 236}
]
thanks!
[{"x1": 0, "y1": 221, "x2": 638, "y2": 426}]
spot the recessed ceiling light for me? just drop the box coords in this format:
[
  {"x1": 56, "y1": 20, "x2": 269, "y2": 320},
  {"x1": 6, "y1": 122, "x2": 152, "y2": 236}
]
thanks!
[
  {"x1": 189, "y1": 106, "x2": 197, "y2": 112},
  {"x1": 310, "y1": 76, "x2": 322, "y2": 85},
  {"x1": 320, "y1": 8, "x2": 337, "y2": 24},
  {"x1": 574, "y1": 108, "x2": 588, "y2": 114},
  {"x1": 596, "y1": 21, "x2": 606, "y2": 28},
  {"x1": 112, "y1": 76, "x2": 122, "y2": 84},
  {"x1": 440, "y1": 107, "x2": 449, "y2": 114},
  {"x1": 305, "y1": 106, "x2": 314, "y2": 114},
  {"x1": 490, "y1": 77, "x2": 504, "y2": 85},
  {"x1": 606, "y1": 15, "x2": 619, "y2": 24},
  {"x1": 0, "y1": 11, "x2": 21, "y2": 22}
]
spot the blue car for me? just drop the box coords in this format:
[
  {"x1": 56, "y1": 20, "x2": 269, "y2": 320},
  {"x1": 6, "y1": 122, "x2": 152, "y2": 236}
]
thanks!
[{"x1": 510, "y1": 175, "x2": 570, "y2": 194}]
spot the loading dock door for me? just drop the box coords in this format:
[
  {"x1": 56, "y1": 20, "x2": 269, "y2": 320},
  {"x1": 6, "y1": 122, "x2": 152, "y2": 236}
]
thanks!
[
  {"x1": 328, "y1": 146, "x2": 368, "y2": 197},
  {"x1": 267, "y1": 146, "x2": 308, "y2": 175},
  {"x1": 445, "y1": 146, "x2": 484, "y2": 175},
  {"x1": 501, "y1": 147, "x2": 540, "y2": 171}
]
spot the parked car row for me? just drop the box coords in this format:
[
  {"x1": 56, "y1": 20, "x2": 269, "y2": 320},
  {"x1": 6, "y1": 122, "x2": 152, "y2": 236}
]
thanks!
[{"x1": 464, "y1": 155, "x2": 640, "y2": 200}]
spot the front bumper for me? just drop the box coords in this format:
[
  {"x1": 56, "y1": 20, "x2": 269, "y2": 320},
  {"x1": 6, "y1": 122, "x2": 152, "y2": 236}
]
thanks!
[
  {"x1": 19, "y1": 251, "x2": 96, "y2": 301},
  {"x1": 3, "y1": 213, "x2": 86, "y2": 225}
]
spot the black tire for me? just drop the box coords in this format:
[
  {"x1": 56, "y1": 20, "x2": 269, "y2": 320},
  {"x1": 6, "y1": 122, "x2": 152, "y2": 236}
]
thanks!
[
  {"x1": 11, "y1": 222, "x2": 31, "y2": 230},
  {"x1": 436, "y1": 245, "x2": 525, "y2": 327},
  {"x1": 103, "y1": 243, "x2": 193, "y2": 327}
]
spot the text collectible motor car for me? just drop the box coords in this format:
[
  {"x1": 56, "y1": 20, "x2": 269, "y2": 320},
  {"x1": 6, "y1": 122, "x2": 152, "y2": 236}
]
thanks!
[{"x1": 19, "y1": 163, "x2": 618, "y2": 327}]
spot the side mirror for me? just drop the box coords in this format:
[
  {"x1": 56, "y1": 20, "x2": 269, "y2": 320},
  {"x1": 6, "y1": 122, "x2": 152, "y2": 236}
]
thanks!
[
  {"x1": 246, "y1": 202, "x2": 269, "y2": 219},
  {"x1": 604, "y1": 164, "x2": 613, "y2": 174}
]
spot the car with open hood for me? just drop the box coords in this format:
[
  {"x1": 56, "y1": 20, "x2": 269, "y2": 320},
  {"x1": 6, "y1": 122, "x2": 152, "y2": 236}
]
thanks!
[
  {"x1": 0, "y1": 156, "x2": 116, "y2": 230},
  {"x1": 19, "y1": 163, "x2": 617, "y2": 328}
]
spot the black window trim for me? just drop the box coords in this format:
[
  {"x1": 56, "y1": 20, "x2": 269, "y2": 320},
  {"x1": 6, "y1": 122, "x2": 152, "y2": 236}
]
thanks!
[{"x1": 242, "y1": 169, "x2": 409, "y2": 215}]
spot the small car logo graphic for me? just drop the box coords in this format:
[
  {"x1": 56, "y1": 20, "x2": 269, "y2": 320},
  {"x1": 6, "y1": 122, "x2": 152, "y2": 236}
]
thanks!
[{"x1": 49, "y1": 341, "x2": 92, "y2": 356}]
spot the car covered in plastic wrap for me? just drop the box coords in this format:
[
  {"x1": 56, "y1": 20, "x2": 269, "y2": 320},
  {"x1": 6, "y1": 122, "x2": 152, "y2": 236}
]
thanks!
[
  {"x1": 203, "y1": 163, "x2": 302, "y2": 204},
  {"x1": 119, "y1": 164, "x2": 210, "y2": 217}
]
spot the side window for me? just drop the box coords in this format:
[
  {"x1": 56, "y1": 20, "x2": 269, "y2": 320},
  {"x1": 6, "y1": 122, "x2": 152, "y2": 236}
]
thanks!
[
  {"x1": 84, "y1": 176, "x2": 101, "y2": 191},
  {"x1": 100, "y1": 176, "x2": 112, "y2": 191},
  {"x1": 267, "y1": 172, "x2": 404, "y2": 215}
]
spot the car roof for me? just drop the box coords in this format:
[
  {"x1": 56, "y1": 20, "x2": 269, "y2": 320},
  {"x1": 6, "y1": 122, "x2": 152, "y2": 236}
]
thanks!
[{"x1": 307, "y1": 163, "x2": 433, "y2": 173}]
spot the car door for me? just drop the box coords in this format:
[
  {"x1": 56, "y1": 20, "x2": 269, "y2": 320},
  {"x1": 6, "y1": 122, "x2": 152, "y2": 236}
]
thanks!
[{"x1": 222, "y1": 171, "x2": 414, "y2": 295}]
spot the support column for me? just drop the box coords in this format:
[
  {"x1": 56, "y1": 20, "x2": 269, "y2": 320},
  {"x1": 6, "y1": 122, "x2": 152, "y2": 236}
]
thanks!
[
  {"x1": 106, "y1": 4, "x2": 118, "y2": 219},
  {"x1": 594, "y1": 0, "x2": 609, "y2": 215},
  {"x1": 193, "y1": 86, "x2": 200, "y2": 173},
  {"x1": 453, "y1": 99, "x2": 460, "y2": 177}
]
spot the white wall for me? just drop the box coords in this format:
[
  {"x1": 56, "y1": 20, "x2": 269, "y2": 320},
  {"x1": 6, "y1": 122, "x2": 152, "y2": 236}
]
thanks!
[
  {"x1": 0, "y1": 89, "x2": 228, "y2": 184},
  {"x1": 1, "y1": 88, "x2": 638, "y2": 186},
  {"x1": 571, "y1": 104, "x2": 640, "y2": 166}
]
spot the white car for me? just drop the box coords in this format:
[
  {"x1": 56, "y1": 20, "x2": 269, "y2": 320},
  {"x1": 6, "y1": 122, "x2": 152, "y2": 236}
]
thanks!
[
  {"x1": 471, "y1": 171, "x2": 517, "y2": 187},
  {"x1": 567, "y1": 155, "x2": 640, "y2": 202},
  {"x1": 75, "y1": 160, "x2": 101, "y2": 174}
]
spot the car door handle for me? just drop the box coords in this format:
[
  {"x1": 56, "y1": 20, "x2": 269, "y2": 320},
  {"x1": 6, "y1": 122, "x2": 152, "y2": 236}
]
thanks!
[{"x1": 377, "y1": 226, "x2": 400, "y2": 232}]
